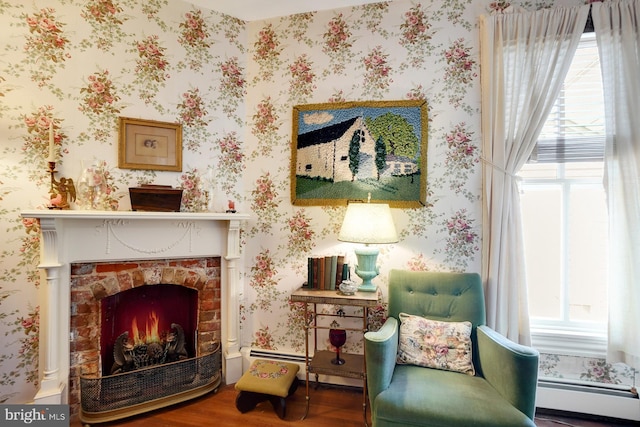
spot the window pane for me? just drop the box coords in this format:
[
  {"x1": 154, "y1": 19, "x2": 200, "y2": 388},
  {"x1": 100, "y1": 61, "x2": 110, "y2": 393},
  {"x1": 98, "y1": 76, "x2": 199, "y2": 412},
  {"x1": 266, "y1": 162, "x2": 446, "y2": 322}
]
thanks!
[
  {"x1": 521, "y1": 185, "x2": 563, "y2": 319},
  {"x1": 568, "y1": 184, "x2": 608, "y2": 323}
]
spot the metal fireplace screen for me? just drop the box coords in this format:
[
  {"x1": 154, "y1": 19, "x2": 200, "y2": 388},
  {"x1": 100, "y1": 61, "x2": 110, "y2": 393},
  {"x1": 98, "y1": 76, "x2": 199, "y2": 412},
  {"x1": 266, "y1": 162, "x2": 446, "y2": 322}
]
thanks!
[{"x1": 80, "y1": 344, "x2": 221, "y2": 416}]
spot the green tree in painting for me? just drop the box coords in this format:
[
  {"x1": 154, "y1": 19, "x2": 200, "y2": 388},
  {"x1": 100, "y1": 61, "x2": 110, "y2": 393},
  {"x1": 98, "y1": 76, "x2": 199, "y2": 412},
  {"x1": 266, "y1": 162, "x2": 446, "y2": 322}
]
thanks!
[
  {"x1": 349, "y1": 130, "x2": 361, "y2": 181},
  {"x1": 374, "y1": 136, "x2": 386, "y2": 180},
  {"x1": 365, "y1": 112, "x2": 420, "y2": 159}
]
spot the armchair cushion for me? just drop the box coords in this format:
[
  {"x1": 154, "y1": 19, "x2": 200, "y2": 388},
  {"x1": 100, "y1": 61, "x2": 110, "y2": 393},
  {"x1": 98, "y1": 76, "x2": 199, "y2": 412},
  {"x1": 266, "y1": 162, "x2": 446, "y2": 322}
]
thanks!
[
  {"x1": 373, "y1": 365, "x2": 535, "y2": 427},
  {"x1": 397, "y1": 312, "x2": 475, "y2": 375}
]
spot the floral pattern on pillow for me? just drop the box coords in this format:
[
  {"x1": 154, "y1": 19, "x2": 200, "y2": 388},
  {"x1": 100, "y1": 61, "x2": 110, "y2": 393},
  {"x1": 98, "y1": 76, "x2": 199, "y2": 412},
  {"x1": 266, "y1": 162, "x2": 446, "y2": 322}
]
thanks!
[{"x1": 396, "y1": 312, "x2": 475, "y2": 375}]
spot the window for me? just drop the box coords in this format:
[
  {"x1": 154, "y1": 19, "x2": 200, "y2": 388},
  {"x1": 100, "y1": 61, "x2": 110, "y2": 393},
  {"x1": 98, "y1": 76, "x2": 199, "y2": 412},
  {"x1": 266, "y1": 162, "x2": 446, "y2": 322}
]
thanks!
[{"x1": 518, "y1": 33, "x2": 608, "y2": 356}]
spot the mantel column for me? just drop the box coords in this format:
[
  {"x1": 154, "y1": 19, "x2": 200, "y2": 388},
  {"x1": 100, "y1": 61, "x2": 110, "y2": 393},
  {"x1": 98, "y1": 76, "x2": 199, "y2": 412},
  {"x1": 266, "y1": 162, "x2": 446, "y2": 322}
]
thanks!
[
  {"x1": 224, "y1": 218, "x2": 242, "y2": 383},
  {"x1": 35, "y1": 217, "x2": 65, "y2": 403}
]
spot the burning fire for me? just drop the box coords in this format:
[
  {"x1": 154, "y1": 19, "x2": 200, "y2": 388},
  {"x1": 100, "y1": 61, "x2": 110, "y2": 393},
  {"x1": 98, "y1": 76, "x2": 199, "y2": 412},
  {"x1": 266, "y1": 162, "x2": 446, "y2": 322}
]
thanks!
[{"x1": 131, "y1": 311, "x2": 161, "y2": 346}]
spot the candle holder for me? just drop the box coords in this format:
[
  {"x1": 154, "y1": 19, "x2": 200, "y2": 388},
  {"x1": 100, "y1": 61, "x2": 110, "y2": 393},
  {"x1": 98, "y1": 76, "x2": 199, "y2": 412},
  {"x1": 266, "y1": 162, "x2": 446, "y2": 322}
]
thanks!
[{"x1": 47, "y1": 161, "x2": 76, "y2": 210}]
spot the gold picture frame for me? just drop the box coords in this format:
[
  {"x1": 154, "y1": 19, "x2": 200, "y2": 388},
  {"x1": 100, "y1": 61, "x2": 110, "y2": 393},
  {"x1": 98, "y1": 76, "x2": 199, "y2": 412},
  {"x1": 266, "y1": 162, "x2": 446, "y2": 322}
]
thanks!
[
  {"x1": 118, "y1": 117, "x2": 182, "y2": 172},
  {"x1": 291, "y1": 99, "x2": 428, "y2": 208}
]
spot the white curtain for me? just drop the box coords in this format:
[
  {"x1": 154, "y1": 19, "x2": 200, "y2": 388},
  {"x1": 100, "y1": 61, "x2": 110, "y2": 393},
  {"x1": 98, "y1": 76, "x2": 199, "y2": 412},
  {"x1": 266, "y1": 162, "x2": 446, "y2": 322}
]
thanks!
[
  {"x1": 479, "y1": 6, "x2": 589, "y2": 344},
  {"x1": 592, "y1": 0, "x2": 640, "y2": 368}
]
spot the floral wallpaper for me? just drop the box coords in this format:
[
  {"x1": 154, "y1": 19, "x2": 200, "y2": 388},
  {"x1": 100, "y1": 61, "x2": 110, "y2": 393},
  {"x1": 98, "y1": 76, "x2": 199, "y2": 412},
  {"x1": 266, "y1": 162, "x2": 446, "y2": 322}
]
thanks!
[{"x1": 0, "y1": 0, "x2": 635, "y2": 406}]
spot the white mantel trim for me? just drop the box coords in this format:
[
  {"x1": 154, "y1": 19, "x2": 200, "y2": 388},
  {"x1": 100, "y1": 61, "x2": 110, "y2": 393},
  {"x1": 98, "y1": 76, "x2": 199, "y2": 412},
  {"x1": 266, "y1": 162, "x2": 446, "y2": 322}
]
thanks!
[{"x1": 20, "y1": 210, "x2": 249, "y2": 404}]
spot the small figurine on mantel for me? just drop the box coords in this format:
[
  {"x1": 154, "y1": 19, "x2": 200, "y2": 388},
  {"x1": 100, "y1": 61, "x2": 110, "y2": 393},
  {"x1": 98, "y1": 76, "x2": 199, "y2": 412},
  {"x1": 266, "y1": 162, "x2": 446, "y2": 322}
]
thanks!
[
  {"x1": 49, "y1": 173, "x2": 76, "y2": 210},
  {"x1": 226, "y1": 199, "x2": 236, "y2": 213}
]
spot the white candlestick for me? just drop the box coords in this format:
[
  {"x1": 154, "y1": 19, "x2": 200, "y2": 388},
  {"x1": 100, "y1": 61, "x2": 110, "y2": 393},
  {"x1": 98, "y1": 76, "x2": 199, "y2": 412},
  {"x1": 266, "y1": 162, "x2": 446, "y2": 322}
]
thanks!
[{"x1": 47, "y1": 122, "x2": 55, "y2": 162}]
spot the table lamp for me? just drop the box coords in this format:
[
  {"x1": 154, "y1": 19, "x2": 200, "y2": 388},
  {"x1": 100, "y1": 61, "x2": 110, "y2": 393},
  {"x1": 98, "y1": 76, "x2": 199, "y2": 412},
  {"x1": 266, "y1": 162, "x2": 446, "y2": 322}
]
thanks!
[{"x1": 338, "y1": 199, "x2": 398, "y2": 292}]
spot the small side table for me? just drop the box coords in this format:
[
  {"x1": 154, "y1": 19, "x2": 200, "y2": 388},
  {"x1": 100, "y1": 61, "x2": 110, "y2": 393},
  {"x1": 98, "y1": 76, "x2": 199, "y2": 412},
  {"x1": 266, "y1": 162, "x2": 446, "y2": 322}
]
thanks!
[{"x1": 290, "y1": 287, "x2": 378, "y2": 426}]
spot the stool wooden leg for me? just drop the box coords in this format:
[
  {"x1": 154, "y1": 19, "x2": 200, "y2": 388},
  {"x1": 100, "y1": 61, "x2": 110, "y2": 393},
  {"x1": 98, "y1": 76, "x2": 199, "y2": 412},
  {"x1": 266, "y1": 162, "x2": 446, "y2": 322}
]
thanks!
[
  {"x1": 235, "y1": 391, "x2": 268, "y2": 414},
  {"x1": 269, "y1": 396, "x2": 287, "y2": 419}
]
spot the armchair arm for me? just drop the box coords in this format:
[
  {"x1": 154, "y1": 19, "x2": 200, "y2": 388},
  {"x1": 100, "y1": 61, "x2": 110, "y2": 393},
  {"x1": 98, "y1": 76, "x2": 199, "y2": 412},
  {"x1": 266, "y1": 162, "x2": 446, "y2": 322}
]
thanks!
[
  {"x1": 364, "y1": 317, "x2": 398, "y2": 404},
  {"x1": 476, "y1": 325, "x2": 539, "y2": 420}
]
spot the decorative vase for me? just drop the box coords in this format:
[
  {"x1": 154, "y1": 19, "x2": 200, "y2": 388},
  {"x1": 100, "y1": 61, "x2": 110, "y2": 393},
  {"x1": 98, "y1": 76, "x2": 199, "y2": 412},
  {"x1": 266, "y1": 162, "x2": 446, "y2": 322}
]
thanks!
[
  {"x1": 77, "y1": 160, "x2": 110, "y2": 210},
  {"x1": 329, "y1": 329, "x2": 347, "y2": 365}
]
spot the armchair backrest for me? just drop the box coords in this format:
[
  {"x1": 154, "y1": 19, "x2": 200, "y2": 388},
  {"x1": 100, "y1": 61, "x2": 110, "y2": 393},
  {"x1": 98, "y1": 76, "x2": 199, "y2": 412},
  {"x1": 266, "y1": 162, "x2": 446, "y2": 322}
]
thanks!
[{"x1": 388, "y1": 270, "x2": 486, "y2": 328}]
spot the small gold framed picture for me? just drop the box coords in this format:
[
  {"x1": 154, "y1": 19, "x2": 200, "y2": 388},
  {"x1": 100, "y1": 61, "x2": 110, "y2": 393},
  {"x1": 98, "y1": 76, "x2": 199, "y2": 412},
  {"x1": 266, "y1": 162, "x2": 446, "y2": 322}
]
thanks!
[{"x1": 118, "y1": 117, "x2": 182, "y2": 172}]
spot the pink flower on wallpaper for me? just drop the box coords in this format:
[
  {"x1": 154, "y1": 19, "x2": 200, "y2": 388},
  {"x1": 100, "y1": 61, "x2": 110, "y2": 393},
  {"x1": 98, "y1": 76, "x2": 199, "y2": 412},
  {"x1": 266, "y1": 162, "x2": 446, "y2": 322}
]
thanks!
[
  {"x1": 24, "y1": 8, "x2": 69, "y2": 53},
  {"x1": 179, "y1": 168, "x2": 206, "y2": 212},
  {"x1": 177, "y1": 88, "x2": 208, "y2": 127},
  {"x1": 251, "y1": 97, "x2": 278, "y2": 136},
  {"x1": 80, "y1": 0, "x2": 127, "y2": 50},
  {"x1": 323, "y1": 13, "x2": 352, "y2": 53},
  {"x1": 287, "y1": 210, "x2": 315, "y2": 255},
  {"x1": 252, "y1": 326, "x2": 276, "y2": 350},
  {"x1": 442, "y1": 38, "x2": 477, "y2": 108},
  {"x1": 400, "y1": 5, "x2": 431, "y2": 46},
  {"x1": 15, "y1": 307, "x2": 40, "y2": 385},
  {"x1": 23, "y1": 8, "x2": 71, "y2": 86},
  {"x1": 82, "y1": 0, "x2": 123, "y2": 25},
  {"x1": 289, "y1": 54, "x2": 316, "y2": 100},
  {"x1": 178, "y1": 9, "x2": 210, "y2": 48},
  {"x1": 219, "y1": 57, "x2": 246, "y2": 100},
  {"x1": 444, "y1": 209, "x2": 479, "y2": 264},
  {"x1": 580, "y1": 359, "x2": 621, "y2": 384},
  {"x1": 79, "y1": 70, "x2": 121, "y2": 115},
  {"x1": 445, "y1": 122, "x2": 477, "y2": 170},
  {"x1": 489, "y1": 1, "x2": 512, "y2": 12},
  {"x1": 250, "y1": 249, "x2": 278, "y2": 289},
  {"x1": 442, "y1": 122, "x2": 479, "y2": 197},
  {"x1": 217, "y1": 132, "x2": 245, "y2": 176},
  {"x1": 135, "y1": 35, "x2": 168, "y2": 80},
  {"x1": 363, "y1": 45, "x2": 392, "y2": 96},
  {"x1": 252, "y1": 173, "x2": 278, "y2": 211},
  {"x1": 21, "y1": 106, "x2": 68, "y2": 168},
  {"x1": 443, "y1": 38, "x2": 477, "y2": 85},
  {"x1": 253, "y1": 23, "x2": 280, "y2": 62}
]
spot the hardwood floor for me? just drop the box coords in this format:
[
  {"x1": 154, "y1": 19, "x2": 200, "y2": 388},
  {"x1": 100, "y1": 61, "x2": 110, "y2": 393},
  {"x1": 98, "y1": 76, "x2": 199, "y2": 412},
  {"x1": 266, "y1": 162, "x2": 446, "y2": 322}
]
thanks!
[{"x1": 71, "y1": 382, "x2": 636, "y2": 427}]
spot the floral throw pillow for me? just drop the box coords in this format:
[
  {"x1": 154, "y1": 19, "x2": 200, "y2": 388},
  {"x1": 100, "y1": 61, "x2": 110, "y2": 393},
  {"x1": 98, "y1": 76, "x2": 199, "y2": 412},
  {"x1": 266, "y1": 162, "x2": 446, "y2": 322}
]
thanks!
[{"x1": 396, "y1": 312, "x2": 475, "y2": 375}]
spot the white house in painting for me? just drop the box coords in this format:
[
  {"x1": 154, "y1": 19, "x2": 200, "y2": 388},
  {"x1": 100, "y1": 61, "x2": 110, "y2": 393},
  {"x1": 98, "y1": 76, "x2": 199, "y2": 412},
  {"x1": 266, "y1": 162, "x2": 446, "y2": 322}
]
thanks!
[{"x1": 295, "y1": 116, "x2": 378, "y2": 182}]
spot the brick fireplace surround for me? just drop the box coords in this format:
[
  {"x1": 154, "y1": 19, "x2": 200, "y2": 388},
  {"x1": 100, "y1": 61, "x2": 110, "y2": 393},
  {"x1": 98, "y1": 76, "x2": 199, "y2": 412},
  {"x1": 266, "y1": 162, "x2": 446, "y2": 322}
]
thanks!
[
  {"x1": 19, "y1": 210, "x2": 248, "y2": 420},
  {"x1": 69, "y1": 257, "x2": 221, "y2": 420}
]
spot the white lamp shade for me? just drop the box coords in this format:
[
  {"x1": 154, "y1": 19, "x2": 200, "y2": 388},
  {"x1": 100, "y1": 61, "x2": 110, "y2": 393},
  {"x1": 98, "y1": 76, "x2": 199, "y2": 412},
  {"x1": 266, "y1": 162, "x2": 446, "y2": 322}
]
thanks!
[{"x1": 338, "y1": 202, "x2": 398, "y2": 244}]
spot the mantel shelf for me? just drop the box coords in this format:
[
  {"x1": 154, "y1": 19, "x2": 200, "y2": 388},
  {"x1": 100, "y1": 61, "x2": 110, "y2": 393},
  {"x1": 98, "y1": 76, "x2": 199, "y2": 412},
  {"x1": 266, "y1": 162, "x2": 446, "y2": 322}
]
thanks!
[{"x1": 21, "y1": 210, "x2": 250, "y2": 221}]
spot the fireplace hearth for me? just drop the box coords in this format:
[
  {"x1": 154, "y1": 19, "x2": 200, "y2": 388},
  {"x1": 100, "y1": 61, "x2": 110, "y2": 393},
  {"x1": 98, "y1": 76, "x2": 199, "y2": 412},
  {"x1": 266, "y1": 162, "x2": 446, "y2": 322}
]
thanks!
[{"x1": 80, "y1": 344, "x2": 221, "y2": 424}]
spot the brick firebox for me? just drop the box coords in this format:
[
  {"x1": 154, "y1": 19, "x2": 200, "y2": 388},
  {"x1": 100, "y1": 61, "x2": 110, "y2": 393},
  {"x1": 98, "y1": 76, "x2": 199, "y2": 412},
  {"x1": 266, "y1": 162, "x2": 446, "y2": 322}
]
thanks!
[{"x1": 68, "y1": 257, "x2": 221, "y2": 421}]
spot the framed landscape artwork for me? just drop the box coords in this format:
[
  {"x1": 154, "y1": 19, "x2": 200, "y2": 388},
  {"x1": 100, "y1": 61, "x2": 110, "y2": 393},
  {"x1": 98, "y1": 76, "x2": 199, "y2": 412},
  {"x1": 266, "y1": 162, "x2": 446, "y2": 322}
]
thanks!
[
  {"x1": 118, "y1": 117, "x2": 183, "y2": 172},
  {"x1": 291, "y1": 100, "x2": 428, "y2": 208}
]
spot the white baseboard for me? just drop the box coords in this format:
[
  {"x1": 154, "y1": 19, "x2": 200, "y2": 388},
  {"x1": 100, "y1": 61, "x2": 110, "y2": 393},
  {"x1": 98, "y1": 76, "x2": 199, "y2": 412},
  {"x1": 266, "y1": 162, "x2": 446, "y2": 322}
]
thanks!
[{"x1": 537, "y1": 379, "x2": 639, "y2": 422}]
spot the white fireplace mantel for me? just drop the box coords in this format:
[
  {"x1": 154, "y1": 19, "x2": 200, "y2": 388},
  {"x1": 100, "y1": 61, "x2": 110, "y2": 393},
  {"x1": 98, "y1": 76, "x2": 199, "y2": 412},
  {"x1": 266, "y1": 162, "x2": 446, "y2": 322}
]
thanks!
[{"x1": 20, "y1": 210, "x2": 249, "y2": 405}]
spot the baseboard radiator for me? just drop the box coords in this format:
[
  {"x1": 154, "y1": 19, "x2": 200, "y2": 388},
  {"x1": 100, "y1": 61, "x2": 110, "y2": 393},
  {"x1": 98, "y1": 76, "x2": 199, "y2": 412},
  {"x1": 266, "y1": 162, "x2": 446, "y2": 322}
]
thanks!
[{"x1": 536, "y1": 378, "x2": 639, "y2": 422}]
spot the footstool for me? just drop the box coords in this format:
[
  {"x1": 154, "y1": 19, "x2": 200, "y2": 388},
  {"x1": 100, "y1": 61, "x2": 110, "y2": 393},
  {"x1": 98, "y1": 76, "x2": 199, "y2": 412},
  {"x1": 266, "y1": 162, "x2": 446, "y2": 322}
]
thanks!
[{"x1": 235, "y1": 359, "x2": 300, "y2": 419}]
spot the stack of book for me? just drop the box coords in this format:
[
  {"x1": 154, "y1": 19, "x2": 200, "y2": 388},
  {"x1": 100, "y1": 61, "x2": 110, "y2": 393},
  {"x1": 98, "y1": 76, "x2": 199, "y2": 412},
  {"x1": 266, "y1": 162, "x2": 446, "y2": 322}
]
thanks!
[{"x1": 305, "y1": 255, "x2": 350, "y2": 290}]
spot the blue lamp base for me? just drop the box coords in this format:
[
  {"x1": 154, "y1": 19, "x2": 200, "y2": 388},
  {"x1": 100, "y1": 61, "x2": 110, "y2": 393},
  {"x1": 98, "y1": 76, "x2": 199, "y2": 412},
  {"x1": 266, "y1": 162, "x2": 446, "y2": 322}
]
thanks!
[{"x1": 354, "y1": 246, "x2": 380, "y2": 292}]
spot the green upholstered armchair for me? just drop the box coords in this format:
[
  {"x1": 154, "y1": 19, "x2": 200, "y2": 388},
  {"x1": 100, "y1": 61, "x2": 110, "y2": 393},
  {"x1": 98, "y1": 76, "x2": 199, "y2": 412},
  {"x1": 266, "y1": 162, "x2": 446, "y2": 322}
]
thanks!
[{"x1": 365, "y1": 270, "x2": 539, "y2": 427}]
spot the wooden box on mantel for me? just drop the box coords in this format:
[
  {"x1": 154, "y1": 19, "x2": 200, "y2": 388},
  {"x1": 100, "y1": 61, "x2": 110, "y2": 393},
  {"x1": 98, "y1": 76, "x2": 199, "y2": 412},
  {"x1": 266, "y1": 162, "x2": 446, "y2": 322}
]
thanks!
[{"x1": 129, "y1": 185, "x2": 183, "y2": 212}]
